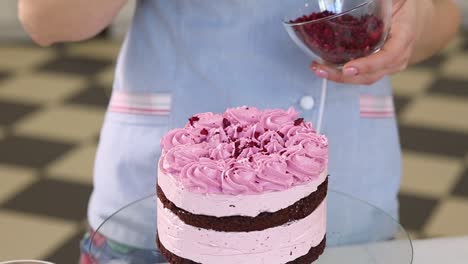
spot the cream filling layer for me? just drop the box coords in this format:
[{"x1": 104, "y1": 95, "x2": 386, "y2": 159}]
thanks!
[
  {"x1": 158, "y1": 168, "x2": 327, "y2": 217},
  {"x1": 157, "y1": 199, "x2": 326, "y2": 264}
]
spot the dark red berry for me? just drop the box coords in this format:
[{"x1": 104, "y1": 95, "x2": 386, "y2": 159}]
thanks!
[
  {"x1": 294, "y1": 118, "x2": 304, "y2": 126},
  {"x1": 200, "y1": 128, "x2": 208, "y2": 136},
  {"x1": 246, "y1": 141, "x2": 259, "y2": 148},
  {"x1": 188, "y1": 116, "x2": 200, "y2": 126},
  {"x1": 233, "y1": 149, "x2": 242, "y2": 158},
  {"x1": 222, "y1": 118, "x2": 231, "y2": 129},
  {"x1": 254, "y1": 132, "x2": 261, "y2": 139}
]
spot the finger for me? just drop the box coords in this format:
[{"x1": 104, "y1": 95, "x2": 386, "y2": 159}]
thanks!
[
  {"x1": 342, "y1": 28, "x2": 413, "y2": 76},
  {"x1": 311, "y1": 62, "x2": 368, "y2": 84},
  {"x1": 336, "y1": 71, "x2": 388, "y2": 85},
  {"x1": 345, "y1": 71, "x2": 389, "y2": 85},
  {"x1": 310, "y1": 62, "x2": 345, "y2": 83},
  {"x1": 311, "y1": 62, "x2": 393, "y2": 85},
  {"x1": 388, "y1": 47, "x2": 413, "y2": 71}
]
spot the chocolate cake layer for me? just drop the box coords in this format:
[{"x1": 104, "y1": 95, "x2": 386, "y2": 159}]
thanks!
[
  {"x1": 157, "y1": 236, "x2": 201, "y2": 264},
  {"x1": 157, "y1": 235, "x2": 326, "y2": 264},
  {"x1": 157, "y1": 177, "x2": 327, "y2": 232}
]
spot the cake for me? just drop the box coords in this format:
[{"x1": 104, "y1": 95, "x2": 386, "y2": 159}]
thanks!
[{"x1": 157, "y1": 106, "x2": 328, "y2": 264}]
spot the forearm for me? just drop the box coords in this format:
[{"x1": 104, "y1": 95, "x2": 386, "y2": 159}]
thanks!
[
  {"x1": 409, "y1": 0, "x2": 461, "y2": 64},
  {"x1": 18, "y1": 0, "x2": 127, "y2": 46}
]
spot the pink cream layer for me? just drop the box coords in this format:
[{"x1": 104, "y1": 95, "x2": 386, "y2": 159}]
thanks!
[
  {"x1": 157, "y1": 199, "x2": 326, "y2": 264},
  {"x1": 158, "y1": 168, "x2": 327, "y2": 217}
]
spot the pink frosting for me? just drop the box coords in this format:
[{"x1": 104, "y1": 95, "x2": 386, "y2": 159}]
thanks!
[
  {"x1": 185, "y1": 112, "x2": 224, "y2": 129},
  {"x1": 279, "y1": 123, "x2": 314, "y2": 141},
  {"x1": 161, "y1": 144, "x2": 209, "y2": 174},
  {"x1": 283, "y1": 146, "x2": 326, "y2": 181},
  {"x1": 160, "y1": 106, "x2": 328, "y2": 195},
  {"x1": 161, "y1": 128, "x2": 195, "y2": 150},
  {"x1": 222, "y1": 162, "x2": 262, "y2": 195},
  {"x1": 157, "y1": 199, "x2": 326, "y2": 264},
  {"x1": 260, "y1": 107, "x2": 299, "y2": 130},
  {"x1": 158, "y1": 167, "x2": 328, "y2": 217},
  {"x1": 255, "y1": 154, "x2": 293, "y2": 191},
  {"x1": 180, "y1": 158, "x2": 224, "y2": 193},
  {"x1": 224, "y1": 106, "x2": 261, "y2": 126}
]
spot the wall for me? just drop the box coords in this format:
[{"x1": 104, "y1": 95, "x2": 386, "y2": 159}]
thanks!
[
  {"x1": 0, "y1": 0, "x2": 29, "y2": 40},
  {"x1": 457, "y1": 0, "x2": 468, "y2": 28}
]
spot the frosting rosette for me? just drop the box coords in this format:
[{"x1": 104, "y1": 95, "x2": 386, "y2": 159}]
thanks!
[
  {"x1": 255, "y1": 154, "x2": 293, "y2": 191},
  {"x1": 279, "y1": 123, "x2": 313, "y2": 141},
  {"x1": 285, "y1": 133, "x2": 328, "y2": 159},
  {"x1": 161, "y1": 144, "x2": 209, "y2": 174},
  {"x1": 208, "y1": 142, "x2": 234, "y2": 160},
  {"x1": 160, "y1": 106, "x2": 328, "y2": 195},
  {"x1": 180, "y1": 158, "x2": 224, "y2": 193},
  {"x1": 161, "y1": 128, "x2": 195, "y2": 150},
  {"x1": 221, "y1": 162, "x2": 261, "y2": 195},
  {"x1": 224, "y1": 106, "x2": 261, "y2": 126},
  {"x1": 260, "y1": 107, "x2": 298, "y2": 131},
  {"x1": 206, "y1": 128, "x2": 230, "y2": 146},
  {"x1": 283, "y1": 146, "x2": 326, "y2": 182},
  {"x1": 185, "y1": 112, "x2": 224, "y2": 129},
  {"x1": 258, "y1": 130, "x2": 285, "y2": 153}
]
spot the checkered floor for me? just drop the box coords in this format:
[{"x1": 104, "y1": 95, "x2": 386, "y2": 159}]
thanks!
[{"x1": 0, "y1": 31, "x2": 467, "y2": 262}]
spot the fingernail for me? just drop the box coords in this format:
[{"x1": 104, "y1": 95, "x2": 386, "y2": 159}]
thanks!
[
  {"x1": 310, "y1": 62, "x2": 318, "y2": 71},
  {"x1": 314, "y1": 69, "x2": 328, "y2": 78},
  {"x1": 343, "y1": 67, "x2": 359, "y2": 77}
]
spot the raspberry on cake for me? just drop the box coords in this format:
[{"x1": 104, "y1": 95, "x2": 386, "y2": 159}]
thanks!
[{"x1": 157, "y1": 106, "x2": 328, "y2": 264}]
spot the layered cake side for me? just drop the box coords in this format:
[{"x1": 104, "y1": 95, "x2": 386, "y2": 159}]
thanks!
[{"x1": 156, "y1": 107, "x2": 328, "y2": 264}]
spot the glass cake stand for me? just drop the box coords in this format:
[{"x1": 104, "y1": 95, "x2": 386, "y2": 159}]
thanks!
[{"x1": 90, "y1": 190, "x2": 413, "y2": 264}]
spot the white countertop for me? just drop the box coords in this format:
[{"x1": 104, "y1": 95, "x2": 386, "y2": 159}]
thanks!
[
  {"x1": 412, "y1": 236, "x2": 468, "y2": 264},
  {"x1": 317, "y1": 236, "x2": 468, "y2": 263}
]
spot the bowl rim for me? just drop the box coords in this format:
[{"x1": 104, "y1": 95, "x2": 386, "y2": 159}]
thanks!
[{"x1": 282, "y1": 0, "x2": 375, "y2": 26}]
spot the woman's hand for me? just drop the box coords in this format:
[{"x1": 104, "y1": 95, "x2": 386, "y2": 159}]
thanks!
[{"x1": 310, "y1": 0, "x2": 460, "y2": 85}]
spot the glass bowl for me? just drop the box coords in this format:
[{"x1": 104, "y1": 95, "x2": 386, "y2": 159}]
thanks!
[{"x1": 283, "y1": 0, "x2": 393, "y2": 67}]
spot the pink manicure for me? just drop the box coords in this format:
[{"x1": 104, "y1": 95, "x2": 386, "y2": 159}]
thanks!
[
  {"x1": 314, "y1": 69, "x2": 328, "y2": 78},
  {"x1": 343, "y1": 67, "x2": 359, "y2": 77}
]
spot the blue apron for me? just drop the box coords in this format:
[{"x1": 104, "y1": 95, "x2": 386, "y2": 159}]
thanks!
[{"x1": 88, "y1": 0, "x2": 402, "y2": 248}]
